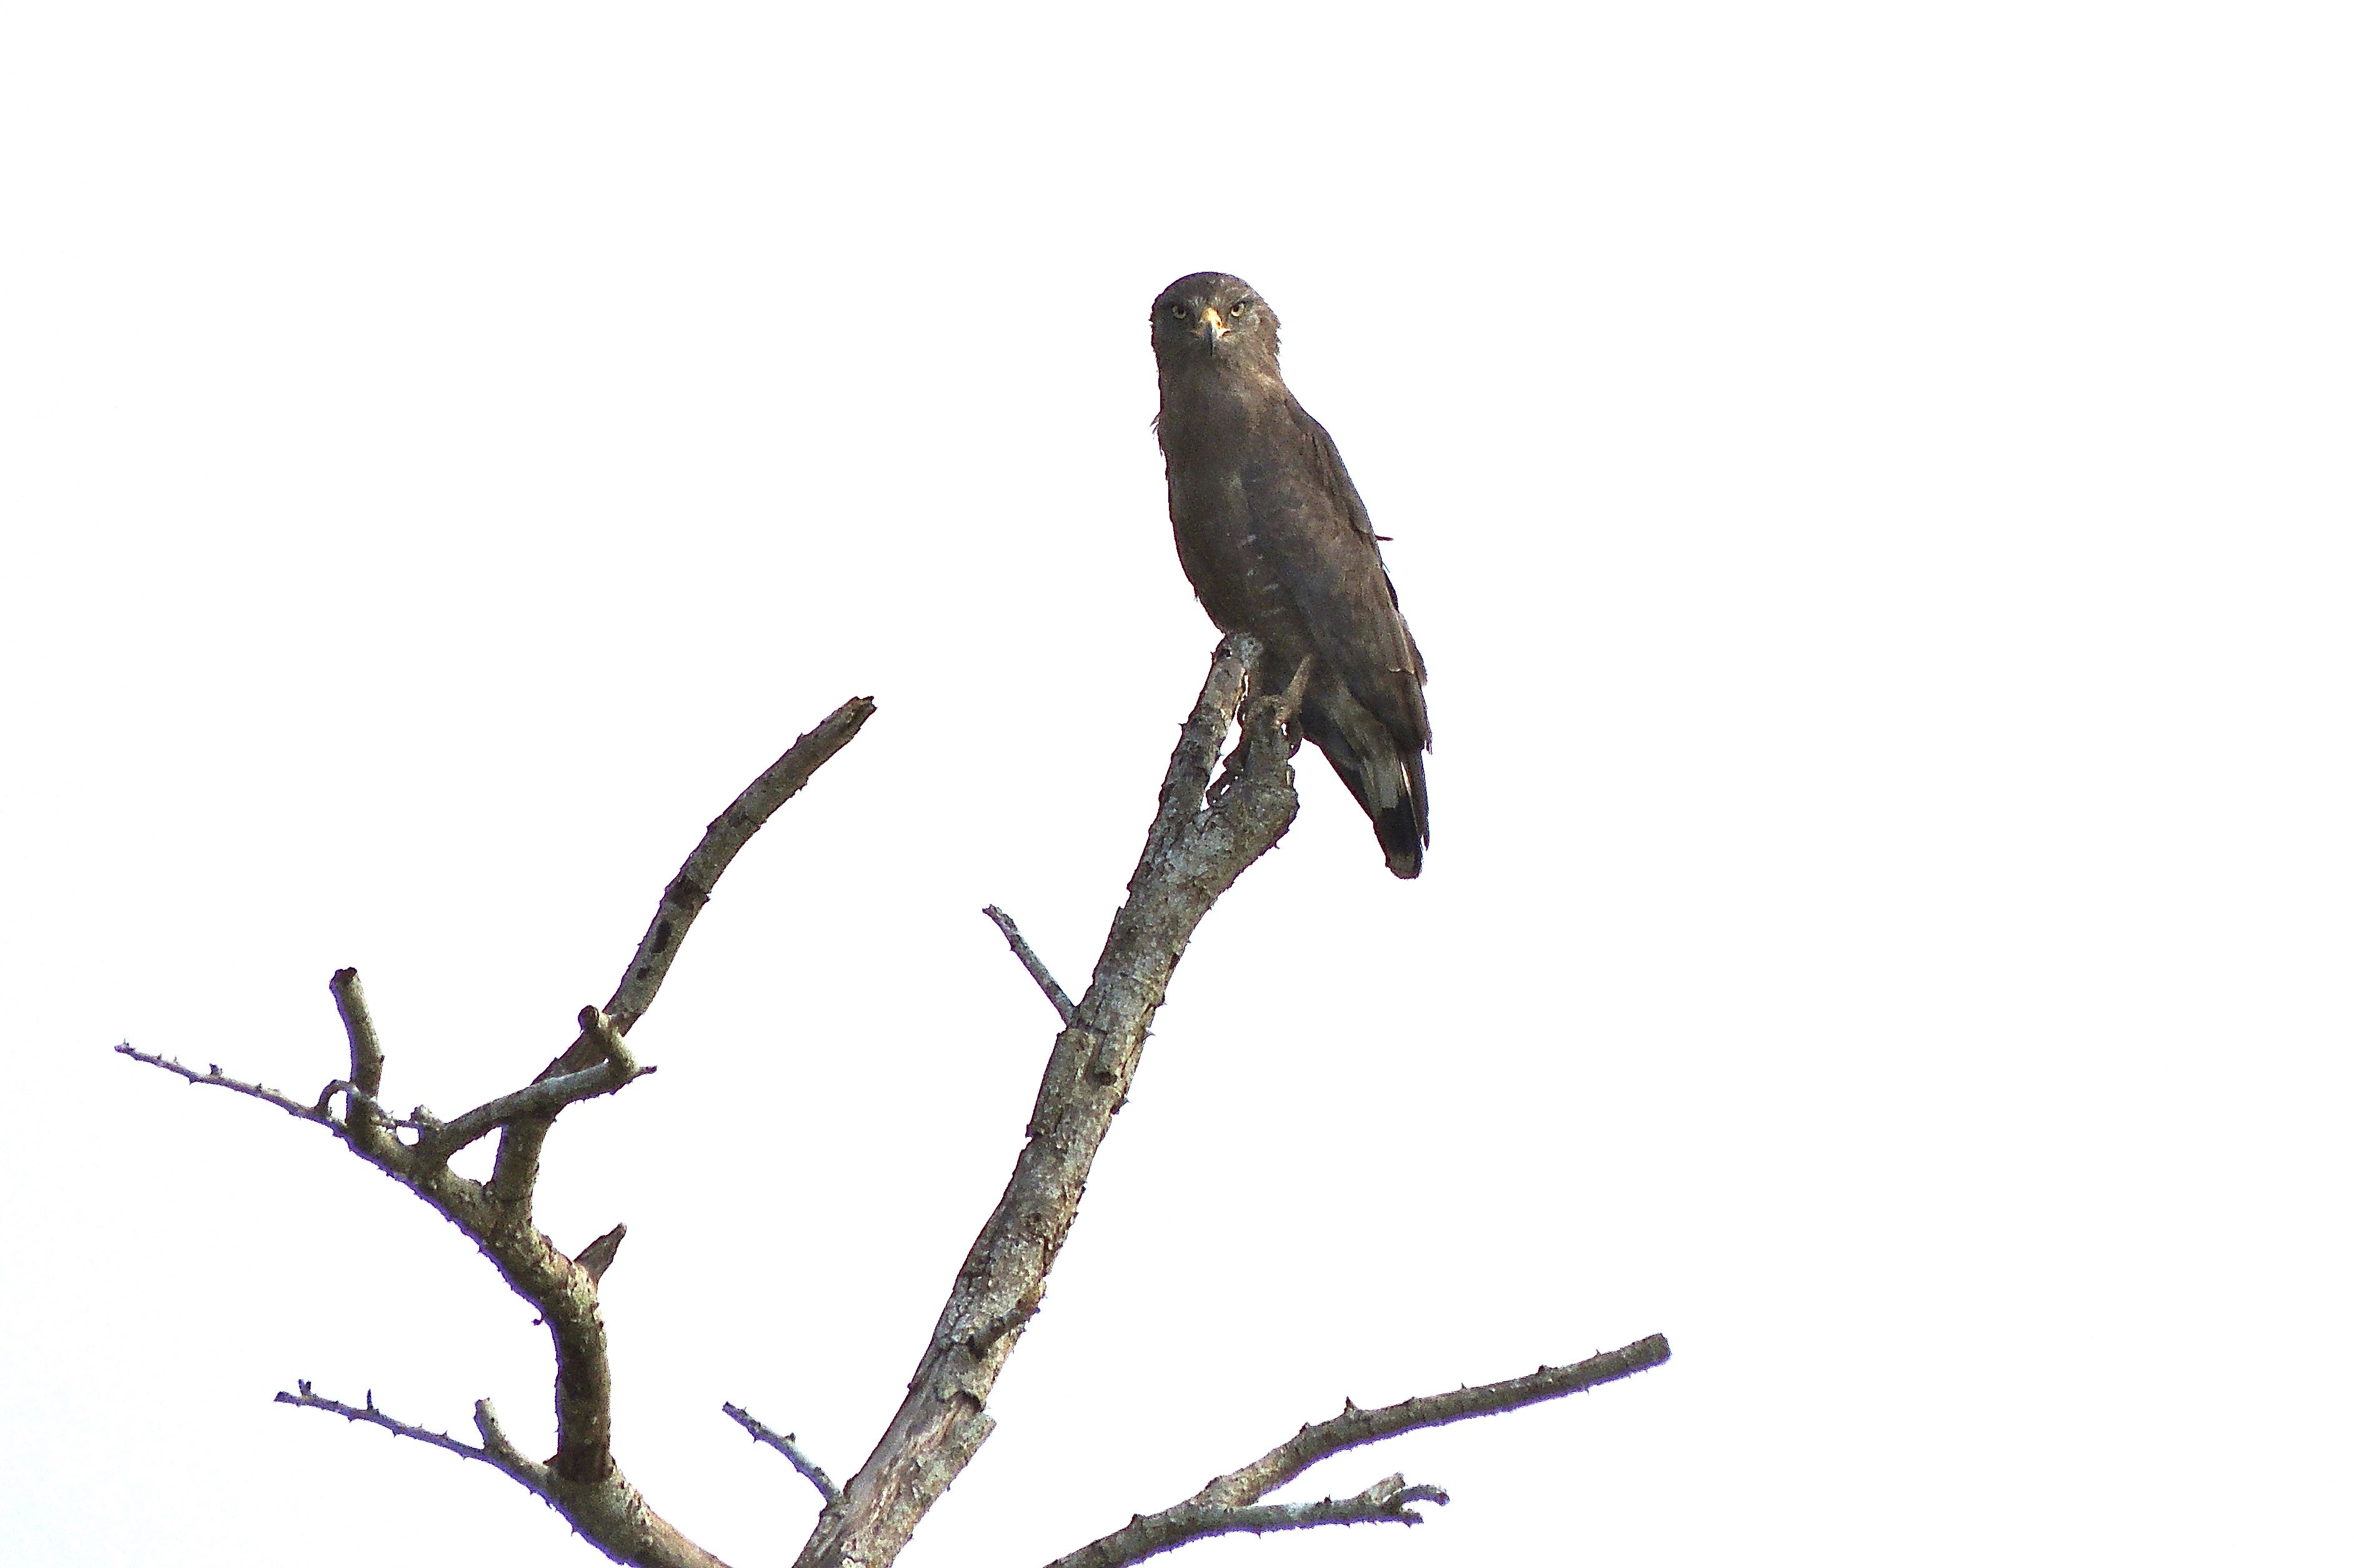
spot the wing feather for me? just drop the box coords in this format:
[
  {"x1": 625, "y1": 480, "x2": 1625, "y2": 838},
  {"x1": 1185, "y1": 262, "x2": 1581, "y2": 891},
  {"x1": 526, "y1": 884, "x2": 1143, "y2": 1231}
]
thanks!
[{"x1": 1237, "y1": 399, "x2": 1431, "y2": 748}]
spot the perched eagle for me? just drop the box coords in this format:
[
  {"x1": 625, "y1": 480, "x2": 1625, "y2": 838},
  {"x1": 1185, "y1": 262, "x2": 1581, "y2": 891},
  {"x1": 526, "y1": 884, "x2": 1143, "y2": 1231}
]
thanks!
[{"x1": 1151, "y1": 271, "x2": 1432, "y2": 878}]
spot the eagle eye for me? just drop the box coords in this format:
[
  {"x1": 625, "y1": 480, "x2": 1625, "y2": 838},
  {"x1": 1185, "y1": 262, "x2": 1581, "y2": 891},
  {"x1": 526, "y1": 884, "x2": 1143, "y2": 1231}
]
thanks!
[
  {"x1": 1231, "y1": 298, "x2": 1254, "y2": 315},
  {"x1": 1166, "y1": 301, "x2": 1189, "y2": 320}
]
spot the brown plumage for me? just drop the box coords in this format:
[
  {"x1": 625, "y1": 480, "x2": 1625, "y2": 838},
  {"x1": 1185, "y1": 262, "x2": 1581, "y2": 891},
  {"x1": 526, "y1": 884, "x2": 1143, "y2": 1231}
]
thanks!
[{"x1": 1150, "y1": 271, "x2": 1432, "y2": 878}]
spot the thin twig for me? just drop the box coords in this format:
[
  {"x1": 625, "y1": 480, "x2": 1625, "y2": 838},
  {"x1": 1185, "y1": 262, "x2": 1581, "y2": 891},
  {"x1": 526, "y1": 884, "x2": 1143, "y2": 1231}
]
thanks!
[
  {"x1": 722, "y1": 1403, "x2": 840, "y2": 1504},
  {"x1": 114, "y1": 1044, "x2": 340, "y2": 1130},
  {"x1": 276, "y1": 1381, "x2": 492, "y2": 1466},
  {"x1": 1045, "y1": 1335, "x2": 1673, "y2": 1568},
  {"x1": 1050, "y1": 1475, "x2": 1448, "y2": 1568},
  {"x1": 981, "y1": 905, "x2": 1076, "y2": 1025}
]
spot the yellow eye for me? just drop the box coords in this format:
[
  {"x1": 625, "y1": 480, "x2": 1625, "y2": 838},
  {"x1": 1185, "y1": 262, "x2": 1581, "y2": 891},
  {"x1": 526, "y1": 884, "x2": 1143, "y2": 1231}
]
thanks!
[
  {"x1": 1231, "y1": 299, "x2": 1254, "y2": 316},
  {"x1": 1166, "y1": 301, "x2": 1189, "y2": 320}
]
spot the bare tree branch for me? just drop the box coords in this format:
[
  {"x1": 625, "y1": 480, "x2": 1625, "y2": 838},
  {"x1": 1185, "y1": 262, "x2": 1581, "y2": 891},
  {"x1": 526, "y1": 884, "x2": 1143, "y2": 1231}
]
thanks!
[
  {"x1": 723, "y1": 1402, "x2": 840, "y2": 1504},
  {"x1": 796, "y1": 637, "x2": 1301, "y2": 1568},
  {"x1": 982, "y1": 905, "x2": 1077, "y2": 1025},
  {"x1": 1050, "y1": 1475, "x2": 1449, "y2": 1568},
  {"x1": 1046, "y1": 1334, "x2": 1672, "y2": 1568},
  {"x1": 119, "y1": 697, "x2": 876, "y2": 1568}
]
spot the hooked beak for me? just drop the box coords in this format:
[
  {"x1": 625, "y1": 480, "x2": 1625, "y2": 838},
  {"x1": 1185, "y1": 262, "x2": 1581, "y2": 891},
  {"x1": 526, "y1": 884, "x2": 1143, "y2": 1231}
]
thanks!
[{"x1": 1196, "y1": 305, "x2": 1229, "y2": 345}]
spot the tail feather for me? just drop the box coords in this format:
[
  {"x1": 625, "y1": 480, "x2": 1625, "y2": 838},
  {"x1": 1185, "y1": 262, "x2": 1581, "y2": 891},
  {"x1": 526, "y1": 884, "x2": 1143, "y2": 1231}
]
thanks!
[{"x1": 1303, "y1": 702, "x2": 1430, "y2": 880}]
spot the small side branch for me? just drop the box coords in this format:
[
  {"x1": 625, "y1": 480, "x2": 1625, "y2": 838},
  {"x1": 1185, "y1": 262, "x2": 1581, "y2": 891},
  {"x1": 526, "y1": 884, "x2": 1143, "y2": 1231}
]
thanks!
[
  {"x1": 414, "y1": 1006, "x2": 651, "y2": 1166},
  {"x1": 330, "y1": 968, "x2": 385, "y2": 1099},
  {"x1": 1050, "y1": 1475, "x2": 1448, "y2": 1568},
  {"x1": 1196, "y1": 1334, "x2": 1672, "y2": 1507},
  {"x1": 574, "y1": 1224, "x2": 628, "y2": 1285},
  {"x1": 276, "y1": 1381, "x2": 492, "y2": 1467},
  {"x1": 981, "y1": 905, "x2": 1076, "y2": 1025},
  {"x1": 722, "y1": 1402, "x2": 840, "y2": 1504},
  {"x1": 1047, "y1": 1336, "x2": 1671, "y2": 1568},
  {"x1": 114, "y1": 1044, "x2": 340, "y2": 1131}
]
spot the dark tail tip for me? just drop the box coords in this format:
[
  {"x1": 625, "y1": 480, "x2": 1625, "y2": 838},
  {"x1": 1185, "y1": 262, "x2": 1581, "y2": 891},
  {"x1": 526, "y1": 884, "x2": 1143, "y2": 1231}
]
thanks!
[{"x1": 1378, "y1": 805, "x2": 1424, "y2": 879}]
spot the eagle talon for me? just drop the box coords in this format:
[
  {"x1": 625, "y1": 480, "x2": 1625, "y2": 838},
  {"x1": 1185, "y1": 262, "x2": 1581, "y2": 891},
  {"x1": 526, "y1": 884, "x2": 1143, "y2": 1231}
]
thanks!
[{"x1": 1276, "y1": 655, "x2": 1314, "y2": 755}]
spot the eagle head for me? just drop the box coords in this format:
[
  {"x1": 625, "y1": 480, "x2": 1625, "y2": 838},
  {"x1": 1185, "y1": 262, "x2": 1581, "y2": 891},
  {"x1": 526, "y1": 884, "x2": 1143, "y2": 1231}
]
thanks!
[{"x1": 1150, "y1": 272, "x2": 1280, "y2": 369}]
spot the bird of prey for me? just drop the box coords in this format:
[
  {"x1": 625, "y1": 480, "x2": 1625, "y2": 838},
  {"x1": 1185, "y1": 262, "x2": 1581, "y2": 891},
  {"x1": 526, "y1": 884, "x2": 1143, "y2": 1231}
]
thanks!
[{"x1": 1150, "y1": 271, "x2": 1432, "y2": 878}]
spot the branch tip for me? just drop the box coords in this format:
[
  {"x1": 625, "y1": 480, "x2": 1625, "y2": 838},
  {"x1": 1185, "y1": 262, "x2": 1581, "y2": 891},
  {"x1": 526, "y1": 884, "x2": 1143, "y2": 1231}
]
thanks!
[
  {"x1": 723, "y1": 1402, "x2": 840, "y2": 1505},
  {"x1": 982, "y1": 905, "x2": 1077, "y2": 1026},
  {"x1": 574, "y1": 1224, "x2": 628, "y2": 1286}
]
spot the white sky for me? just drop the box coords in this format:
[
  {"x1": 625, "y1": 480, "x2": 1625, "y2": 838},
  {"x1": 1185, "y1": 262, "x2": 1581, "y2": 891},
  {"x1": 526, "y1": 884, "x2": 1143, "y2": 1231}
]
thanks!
[{"x1": 3, "y1": 4, "x2": 2348, "y2": 1565}]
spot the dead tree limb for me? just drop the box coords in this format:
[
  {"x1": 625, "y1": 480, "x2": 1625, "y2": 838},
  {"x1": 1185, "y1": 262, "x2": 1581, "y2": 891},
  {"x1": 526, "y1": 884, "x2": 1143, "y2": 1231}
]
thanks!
[
  {"x1": 117, "y1": 650, "x2": 1667, "y2": 1568},
  {"x1": 118, "y1": 697, "x2": 877, "y2": 1568},
  {"x1": 1046, "y1": 1335, "x2": 1674, "y2": 1568},
  {"x1": 793, "y1": 635, "x2": 1303, "y2": 1568}
]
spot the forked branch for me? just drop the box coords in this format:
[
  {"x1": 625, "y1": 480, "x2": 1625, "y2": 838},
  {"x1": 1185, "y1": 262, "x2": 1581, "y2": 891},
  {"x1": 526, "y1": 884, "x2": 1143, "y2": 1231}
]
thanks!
[
  {"x1": 119, "y1": 697, "x2": 877, "y2": 1568},
  {"x1": 1047, "y1": 1335, "x2": 1674, "y2": 1568}
]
